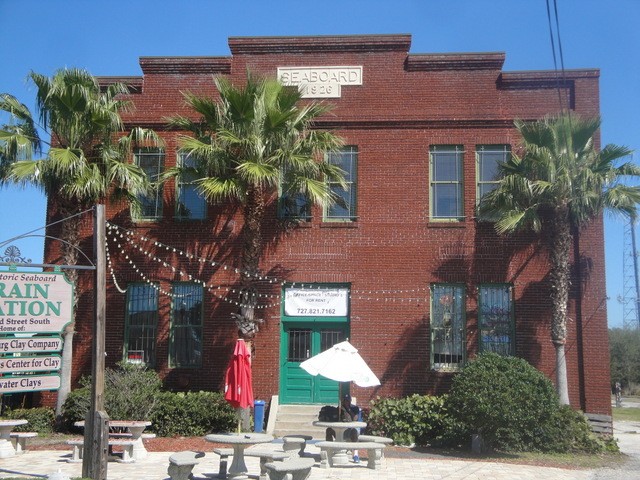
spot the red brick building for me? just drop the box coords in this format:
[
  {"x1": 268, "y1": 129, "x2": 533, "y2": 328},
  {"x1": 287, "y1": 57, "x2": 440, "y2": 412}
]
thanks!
[{"x1": 44, "y1": 34, "x2": 611, "y2": 416}]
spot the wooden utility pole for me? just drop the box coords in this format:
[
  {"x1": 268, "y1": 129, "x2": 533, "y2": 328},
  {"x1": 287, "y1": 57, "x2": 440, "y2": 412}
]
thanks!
[{"x1": 82, "y1": 204, "x2": 109, "y2": 480}]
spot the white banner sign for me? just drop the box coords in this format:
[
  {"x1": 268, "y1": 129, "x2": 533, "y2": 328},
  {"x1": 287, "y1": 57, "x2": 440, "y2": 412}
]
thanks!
[
  {"x1": 0, "y1": 336, "x2": 63, "y2": 353},
  {"x1": 0, "y1": 374, "x2": 61, "y2": 393},
  {"x1": 0, "y1": 271, "x2": 74, "y2": 333},
  {"x1": 284, "y1": 288, "x2": 349, "y2": 317},
  {"x1": 0, "y1": 355, "x2": 62, "y2": 374}
]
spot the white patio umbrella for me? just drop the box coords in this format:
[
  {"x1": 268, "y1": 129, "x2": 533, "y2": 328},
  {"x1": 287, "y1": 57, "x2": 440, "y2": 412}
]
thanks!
[{"x1": 300, "y1": 340, "x2": 380, "y2": 418}]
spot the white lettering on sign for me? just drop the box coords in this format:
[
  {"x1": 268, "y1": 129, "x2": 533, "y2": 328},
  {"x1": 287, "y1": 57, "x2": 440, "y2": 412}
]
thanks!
[
  {"x1": 277, "y1": 67, "x2": 362, "y2": 98},
  {"x1": 0, "y1": 355, "x2": 62, "y2": 374},
  {"x1": 0, "y1": 336, "x2": 63, "y2": 353},
  {"x1": 284, "y1": 288, "x2": 349, "y2": 316},
  {"x1": 0, "y1": 271, "x2": 74, "y2": 333},
  {"x1": 0, "y1": 374, "x2": 61, "y2": 393}
]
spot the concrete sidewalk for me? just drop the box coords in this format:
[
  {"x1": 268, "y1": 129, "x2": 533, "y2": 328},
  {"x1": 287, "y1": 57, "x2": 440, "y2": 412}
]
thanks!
[
  {"x1": 0, "y1": 418, "x2": 637, "y2": 480},
  {"x1": 0, "y1": 442, "x2": 593, "y2": 480}
]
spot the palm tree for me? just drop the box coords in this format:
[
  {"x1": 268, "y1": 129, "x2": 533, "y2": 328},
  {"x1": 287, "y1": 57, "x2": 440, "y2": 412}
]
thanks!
[
  {"x1": 478, "y1": 114, "x2": 640, "y2": 404},
  {"x1": 167, "y1": 73, "x2": 346, "y2": 338},
  {"x1": 0, "y1": 68, "x2": 162, "y2": 414}
]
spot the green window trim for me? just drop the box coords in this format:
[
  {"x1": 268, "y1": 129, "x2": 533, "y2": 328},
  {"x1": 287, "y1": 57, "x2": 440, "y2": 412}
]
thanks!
[
  {"x1": 430, "y1": 145, "x2": 464, "y2": 222},
  {"x1": 124, "y1": 283, "x2": 159, "y2": 367},
  {"x1": 175, "y1": 152, "x2": 207, "y2": 221},
  {"x1": 478, "y1": 283, "x2": 515, "y2": 356},
  {"x1": 169, "y1": 282, "x2": 204, "y2": 368},
  {"x1": 476, "y1": 145, "x2": 511, "y2": 205},
  {"x1": 133, "y1": 148, "x2": 165, "y2": 221},
  {"x1": 323, "y1": 146, "x2": 358, "y2": 222},
  {"x1": 430, "y1": 283, "x2": 466, "y2": 371}
]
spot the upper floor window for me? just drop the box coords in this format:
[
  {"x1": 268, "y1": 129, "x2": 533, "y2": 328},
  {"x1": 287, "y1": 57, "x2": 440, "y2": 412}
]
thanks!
[
  {"x1": 176, "y1": 153, "x2": 206, "y2": 220},
  {"x1": 478, "y1": 284, "x2": 514, "y2": 356},
  {"x1": 324, "y1": 146, "x2": 357, "y2": 221},
  {"x1": 430, "y1": 284, "x2": 466, "y2": 371},
  {"x1": 134, "y1": 148, "x2": 164, "y2": 220},
  {"x1": 124, "y1": 283, "x2": 158, "y2": 367},
  {"x1": 476, "y1": 145, "x2": 510, "y2": 204},
  {"x1": 430, "y1": 146, "x2": 464, "y2": 221},
  {"x1": 170, "y1": 283, "x2": 203, "y2": 368}
]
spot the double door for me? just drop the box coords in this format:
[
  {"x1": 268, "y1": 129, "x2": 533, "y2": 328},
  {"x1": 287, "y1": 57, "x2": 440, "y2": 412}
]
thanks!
[{"x1": 280, "y1": 324, "x2": 347, "y2": 404}]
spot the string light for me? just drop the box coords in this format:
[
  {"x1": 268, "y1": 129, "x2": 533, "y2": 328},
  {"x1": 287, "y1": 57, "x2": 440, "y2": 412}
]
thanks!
[{"x1": 104, "y1": 222, "x2": 429, "y2": 306}]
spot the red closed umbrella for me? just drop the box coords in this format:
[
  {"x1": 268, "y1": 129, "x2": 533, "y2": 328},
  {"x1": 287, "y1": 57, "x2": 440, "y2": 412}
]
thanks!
[{"x1": 224, "y1": 339, "x2": 254, "y2": 409}]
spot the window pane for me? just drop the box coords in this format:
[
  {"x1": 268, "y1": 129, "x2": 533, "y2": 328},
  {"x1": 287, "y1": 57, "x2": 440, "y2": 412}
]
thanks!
[
  {"x1": 320, "y1": 329, "x2": 345, "y2": 351},
  {"x1": 479, "y1": 152, "x2": 502, "y2": 181},
  {"x1": 430, "y1": 146, "x2": 463, "y2": 220},
  {"x1": 135, "y1": 149, "x2": 164, "y2": 220},
  {"x1": 176, "y1": 153, "x2": 206, "y2": 220},
  {"x1": 279, "y1": 192, "x2": 311, "y2": 220},
  {"x1": 171, "y1": 283, "x2": 203, "y2": 367},
  {"x1": 431, "y1": 284, "x2": 465, "y2": 370},
  {"x1": 433, "y1": 184, "x2": 461, "y2": 218},
  {"x1": 433, "y1": 152, "x2": 460, "y2": 181},
  {"x1": 479, "y1": 285, "x2": 514, "y2": 355},
  {"x1": 325, "y1": 147, "x2": 357, "y2": 220},
  {"x1": 126, "y1": 284, "x2": 158, "y2": 366},
  {"x1": 288, "y1": 329, "x2": 311, "y2": 362}
]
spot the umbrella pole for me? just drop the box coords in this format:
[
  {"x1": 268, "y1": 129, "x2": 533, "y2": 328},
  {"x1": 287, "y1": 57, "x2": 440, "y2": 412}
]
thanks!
[{"x1": 338, "y1": 383, "x2": 342, "y2": 420}]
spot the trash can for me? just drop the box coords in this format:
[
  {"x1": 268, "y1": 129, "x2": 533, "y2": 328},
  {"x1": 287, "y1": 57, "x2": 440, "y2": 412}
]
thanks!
[{"x1": 254, "y1": 400, "x2": 265, "y2": 433}]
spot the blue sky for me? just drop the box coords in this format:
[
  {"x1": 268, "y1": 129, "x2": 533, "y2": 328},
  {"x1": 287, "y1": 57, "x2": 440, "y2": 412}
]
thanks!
[{"x1": 1, "y1": 0, "x2": 638, "y2": 328}]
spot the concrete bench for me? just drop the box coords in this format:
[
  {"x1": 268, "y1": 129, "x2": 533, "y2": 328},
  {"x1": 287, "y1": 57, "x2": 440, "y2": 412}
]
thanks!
[
  {"x1": 282, "y1": 435, "x2": 313, "y2": 457},
  {"x1": 246, "y1": 449, "x2": 288, "y2": 480},
  {"x1": 316, "y1": 441, "x2": 385, "y2": 470},
  {"x1": 66, "y1": 438, "x2": 137, "y2": 463},
  {"x1": 167, "y1": 450, "x2": 205, "y2": 480},
  {"x1": 264, "y1": 457, "x2": 315, "y2": 480},
  {"x1": 357, "y1": 434, "x2": 393, "y2": 458},
  {"x1": 213, "y1": 447, "x2": 234, "y2": 478},
  {"x1": 9, "y1": 432, "x2": 37, "y2": 454}
]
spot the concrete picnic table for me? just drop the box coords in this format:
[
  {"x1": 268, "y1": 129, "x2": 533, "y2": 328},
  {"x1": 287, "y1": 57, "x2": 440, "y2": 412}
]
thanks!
[
  {"x1": 204, "y1": 432, "x2": 273, "y2": 480},
  {"x1": 0, "y1": 419, "x2": 27, "y2": 458},
  {"x1": 74, "y1": 419, "x2": 152, "y2": 460},
  {"x1": 312, "y1": 420, "x2": 367, "y2": 465}
]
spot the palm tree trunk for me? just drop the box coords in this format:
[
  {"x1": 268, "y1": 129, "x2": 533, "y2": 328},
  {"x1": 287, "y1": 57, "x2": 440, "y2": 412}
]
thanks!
[
  {"x1": 549, "y1": 208, "x2": 572, "y2": 405},
  {"x1": 55, "y1": 206, "x2": 81, "y2": 417},
  {"x1": 234, "y1": 185, "x2": 265, "y2": 339}
]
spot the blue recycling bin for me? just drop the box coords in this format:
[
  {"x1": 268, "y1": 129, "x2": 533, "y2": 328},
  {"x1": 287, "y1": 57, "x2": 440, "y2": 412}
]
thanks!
[{"x1": 254, "y1": 400, "x2": 265, "y2": 432}]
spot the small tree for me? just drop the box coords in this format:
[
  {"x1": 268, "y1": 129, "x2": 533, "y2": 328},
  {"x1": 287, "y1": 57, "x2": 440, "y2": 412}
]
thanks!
[
  {"x1": 479, "y1": 115, "x2": 640, "y2": 404},
  {"x1": 0, "y1": 68, "x2": 162, "y2": 414},
  {"x1": 166, "y1": 72, "x2": 345, "y2": 339}
]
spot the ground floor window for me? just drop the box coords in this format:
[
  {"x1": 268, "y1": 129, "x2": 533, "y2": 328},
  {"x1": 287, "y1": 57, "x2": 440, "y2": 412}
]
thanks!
[
  {"x1": 170, "y1": 282, "x2": 203, "y2": 367},
  {"x1": 124, "y1": 283, "x2": 158, "y2": 366},
  {"x1": 430, "y1": 284, "x2": 466, "y2": 371},
  {"x1": 478, "y1": 284, "x2": 514, "y2": 355}
]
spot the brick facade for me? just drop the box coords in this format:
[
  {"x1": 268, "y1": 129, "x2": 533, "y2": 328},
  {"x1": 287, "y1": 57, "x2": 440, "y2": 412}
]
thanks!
[{"x1": 41, "y1": 34, "x2": 611, "y2": 416}]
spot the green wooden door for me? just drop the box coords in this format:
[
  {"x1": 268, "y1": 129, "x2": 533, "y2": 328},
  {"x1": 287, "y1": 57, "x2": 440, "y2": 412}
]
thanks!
[{"x1": 280, "y1": 324, "x2": 347, "y2": 404}]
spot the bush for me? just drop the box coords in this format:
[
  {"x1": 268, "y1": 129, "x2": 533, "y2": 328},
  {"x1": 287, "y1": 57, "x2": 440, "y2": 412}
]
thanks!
[
  {"x1": 367, "y1": 394, "x2": 449, "y2": 446},
  {"x1": 61, "y1": 362, "x2": 162, "y2": 428},
  {"x1": 446, "y1": 353, "x2": 606, "y2": 453},
  {"x1": 3, "y1": 407, "x2": 55, "y2": 434},
  {"x1": 152, "y1": 391, "x2": 236, "y2": 437}
]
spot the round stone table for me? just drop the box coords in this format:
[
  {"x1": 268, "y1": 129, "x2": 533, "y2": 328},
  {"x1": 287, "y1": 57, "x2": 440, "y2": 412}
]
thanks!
[
  {"x1": 0, "y1": 419, "x2": 28, "y2": 458},
  {"x1": 204, "y1": 432, "x2": 273, "y2": 480},
  {"x1": 312, "y1": 420, "x2": 367, "y2": 465}
]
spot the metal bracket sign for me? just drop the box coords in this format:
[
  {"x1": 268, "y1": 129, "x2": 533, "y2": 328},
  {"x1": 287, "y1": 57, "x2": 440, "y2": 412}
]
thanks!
[
  {"x1": 0, "y1": 374, "x2": 61, "y2": 394},
  {"x1": 1, "y1": 270, "x2": 73, "y2": 394},
  {"x1": 0, "y1": 271, "x2": 74, "y2": 333}
]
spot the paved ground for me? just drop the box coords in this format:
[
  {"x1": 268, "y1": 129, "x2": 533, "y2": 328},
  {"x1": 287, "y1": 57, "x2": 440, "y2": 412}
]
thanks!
[{"x1": 0, "y1": 400, "x2": 638, "y2": 480}]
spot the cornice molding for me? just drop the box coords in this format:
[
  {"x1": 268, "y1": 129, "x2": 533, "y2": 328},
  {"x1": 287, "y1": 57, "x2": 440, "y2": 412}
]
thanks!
[
  {"x1": 406, "y1": 52, "x2": 506, "y2": 71},
  {"x1": 228, "y1": 34, "x2": 412, "y2": 55},
  {"x1": 139, "y1": 57, "x2": 232, "y2": 74}
]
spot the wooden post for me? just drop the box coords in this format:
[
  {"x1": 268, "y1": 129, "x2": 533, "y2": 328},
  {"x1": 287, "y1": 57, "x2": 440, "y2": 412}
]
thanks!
[{"x1": 83, "y1": 204, "x2": 109, "y2": 480}]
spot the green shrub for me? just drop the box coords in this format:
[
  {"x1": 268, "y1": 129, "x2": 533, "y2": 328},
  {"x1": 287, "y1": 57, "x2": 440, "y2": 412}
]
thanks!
[
  {"x1": 3, "y1": 407, "x2": 55, "y2": 433},
  {"x1": 446, "y1": 352, "x2": 607, "y2": 453},
  {"x1": 367, "y1": 394, "x2": 449, "y2": 446},
  {"x1": 152, "y1": 391, "x2": 236, "y2": 437},
  {"x1": 61, "y1": 362, "x2": 162, "y2": 429}
]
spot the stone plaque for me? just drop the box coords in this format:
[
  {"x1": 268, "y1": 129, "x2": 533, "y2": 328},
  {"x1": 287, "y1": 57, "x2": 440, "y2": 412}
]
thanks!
[{"x1": 277, "y1": 66, "x2": 363, "y2": 98}]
